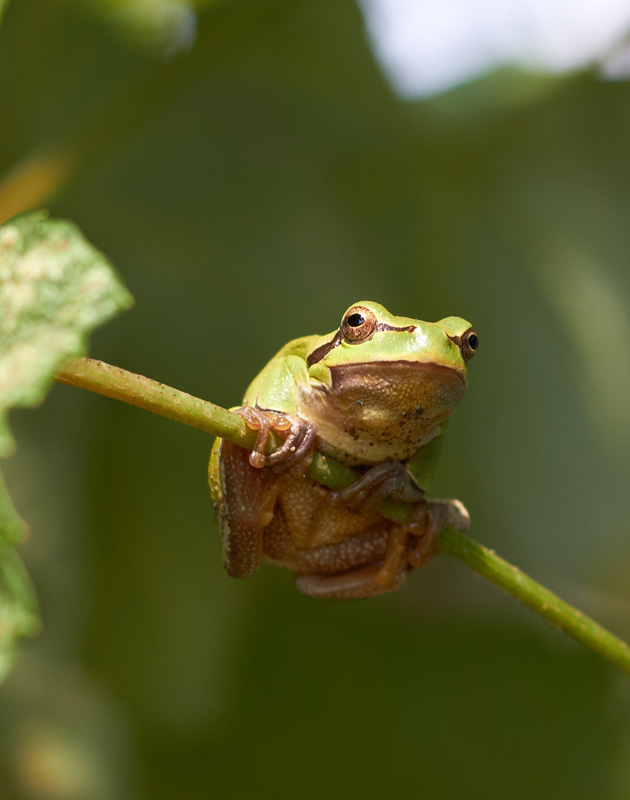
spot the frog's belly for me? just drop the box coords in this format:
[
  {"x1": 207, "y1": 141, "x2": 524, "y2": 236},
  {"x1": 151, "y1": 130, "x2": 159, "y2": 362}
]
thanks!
[{"x1": 297, "y1": 361, "x2": 466, "y2": 465}]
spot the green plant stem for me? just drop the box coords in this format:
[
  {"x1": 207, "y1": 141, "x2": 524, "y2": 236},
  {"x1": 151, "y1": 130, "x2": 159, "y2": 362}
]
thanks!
[
  {"x1": 55, "y1": 357, "x2": 630, "y2": 675},
  {"x1": 439, "y1": 529, "x2": 630, "y2": 675},
  {"x1": 56, "y1": 357, "x2": 255, "y2": 445}
]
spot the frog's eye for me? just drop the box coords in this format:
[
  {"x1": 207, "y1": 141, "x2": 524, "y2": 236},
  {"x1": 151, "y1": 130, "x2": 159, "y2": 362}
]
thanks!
[
  {"x1": 461, "y1": 330, "x2": 478, "y2": 361},
  {"x1": 341, "y1": 306, "x2": 378, "y2": 342}
]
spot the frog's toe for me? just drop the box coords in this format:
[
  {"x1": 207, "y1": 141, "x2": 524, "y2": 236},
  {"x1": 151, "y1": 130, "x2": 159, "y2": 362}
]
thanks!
[
  {"x1": 406, "y1": 498, "x2": 470, "y2": 568},
  {"x1": 235, "y1": 407, "x2": 315, "y2": 470},
  {"x1": 266, "y1": 417, "x2": 317, "y2": 471},
  {"x1": 235, "y1": 406, "x2": 276, "y2": 468},
  {"x1": 442, "y1": 498, "x2": 470, "y2": 532}
]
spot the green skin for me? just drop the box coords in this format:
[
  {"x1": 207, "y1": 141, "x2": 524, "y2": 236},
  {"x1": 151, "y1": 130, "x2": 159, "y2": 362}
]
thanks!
[
  {"x1": 210, "y1": 301, "x2": 476, "y2": 599},
  {"x1": 241, "y1": 301, "x2": 473, "y2": 467}
]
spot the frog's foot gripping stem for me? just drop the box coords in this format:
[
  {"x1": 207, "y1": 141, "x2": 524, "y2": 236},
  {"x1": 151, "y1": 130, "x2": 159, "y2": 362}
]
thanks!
[
  {"x1": 330, "y1": 460, "x2": 426, "y2": 511},
  {"x1": 406, "y1": 498, "x2": 470, "y2": 567},
  {"x1": 235, "y1": 406, "x2": 317, "y2": 471}
]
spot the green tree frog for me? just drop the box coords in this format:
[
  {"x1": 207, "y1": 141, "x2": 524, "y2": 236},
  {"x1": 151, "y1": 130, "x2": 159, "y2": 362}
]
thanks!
[{"x1": 209, "y1": 301, "x2": 477, "y2": 599}]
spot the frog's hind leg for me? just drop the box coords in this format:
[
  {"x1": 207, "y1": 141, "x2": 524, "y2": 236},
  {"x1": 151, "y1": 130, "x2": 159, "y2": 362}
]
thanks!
[
  {"x1": 293, "y1": 498, "x2": 470, "y2": 600},
  {"x1": 218, "y1": 441, "x2": 280, "y2": 578},
  {"x1": 293, "y1": 524, "x2": 411, "y2": 600}
]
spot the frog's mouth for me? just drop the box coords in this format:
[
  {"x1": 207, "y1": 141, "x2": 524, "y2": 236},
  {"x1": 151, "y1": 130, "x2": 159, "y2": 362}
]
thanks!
[{"x1": 330, "y1": 359, "x2": 466, "y2": 389}]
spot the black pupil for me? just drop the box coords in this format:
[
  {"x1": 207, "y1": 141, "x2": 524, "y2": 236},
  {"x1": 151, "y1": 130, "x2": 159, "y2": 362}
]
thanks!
[
  {"x1": 347, "y1": 313, "x2": 365, "y2": 327},
  {"x1": 468, "y1": 333, "x2": 478, "y2": 351}
]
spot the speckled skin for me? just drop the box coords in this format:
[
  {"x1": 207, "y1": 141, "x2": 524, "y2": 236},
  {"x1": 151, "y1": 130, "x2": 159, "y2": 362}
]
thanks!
[{"x1": 210, "y1": 302, "x2": 476, "y2": 599}]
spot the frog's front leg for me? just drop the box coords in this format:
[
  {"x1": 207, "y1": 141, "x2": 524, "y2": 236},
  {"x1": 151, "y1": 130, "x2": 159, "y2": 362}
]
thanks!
[
  {"x1": 330, "y1": 460, "x2": 425, "y2": 510},
  {"x1": 236, "y1": 406, "x2": 316, "y2": 470}
]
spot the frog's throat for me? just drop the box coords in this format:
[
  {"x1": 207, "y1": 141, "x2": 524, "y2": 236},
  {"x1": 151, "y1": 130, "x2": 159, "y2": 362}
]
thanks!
[{"x1": 297, "y1": 360, "x2": 467, "y2": 466}]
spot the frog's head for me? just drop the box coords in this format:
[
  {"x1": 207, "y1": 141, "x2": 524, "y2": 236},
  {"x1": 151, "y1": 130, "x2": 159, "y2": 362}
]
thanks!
[{"x1": 300, "y1": 301, "x2": 477, "y2": 462}]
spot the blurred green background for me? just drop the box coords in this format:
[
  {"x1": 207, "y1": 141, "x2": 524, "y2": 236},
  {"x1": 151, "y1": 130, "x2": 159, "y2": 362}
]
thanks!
[{"x1": 1, "y1": 0, "x2": 630, "y2": 797}]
